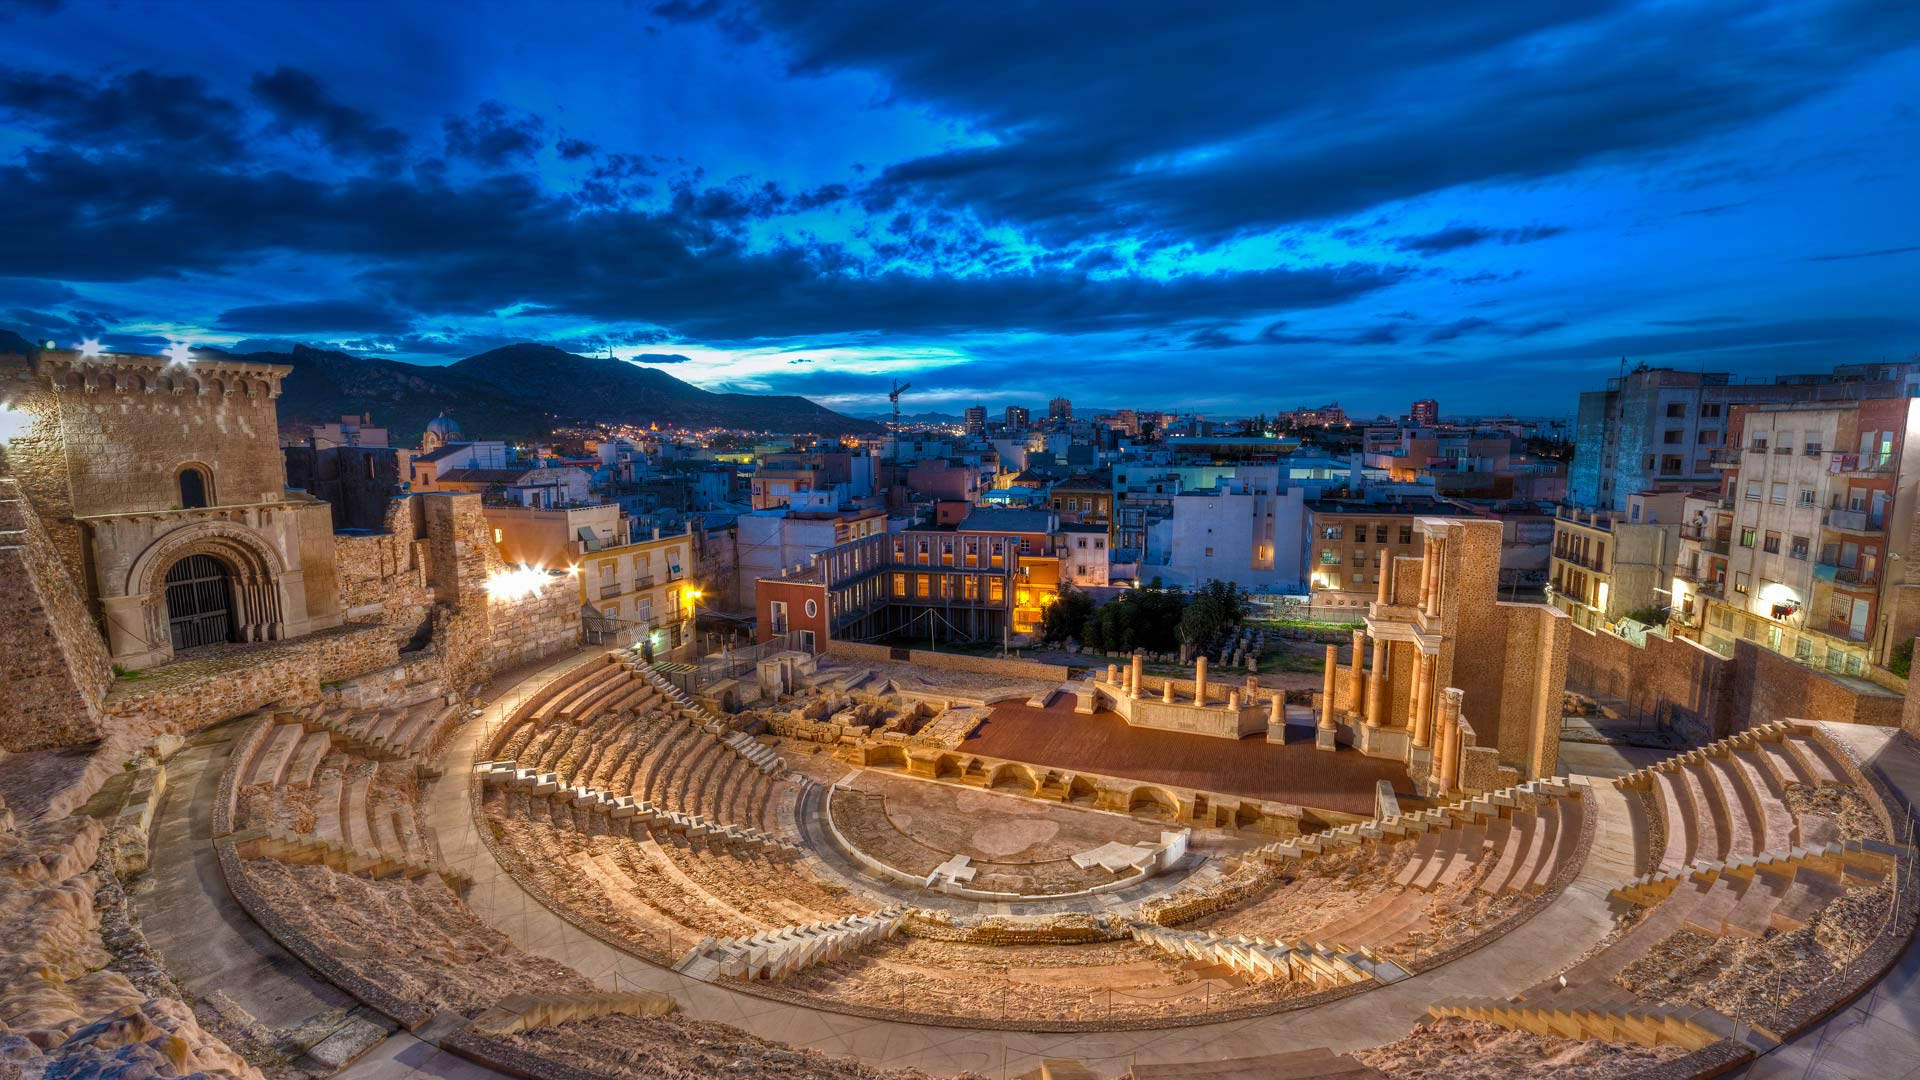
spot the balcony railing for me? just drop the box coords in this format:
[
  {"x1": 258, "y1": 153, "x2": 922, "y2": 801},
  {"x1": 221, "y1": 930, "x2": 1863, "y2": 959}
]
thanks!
[
  {"x1": 598, "y1": 583, "x2": 621, "y2": 600},
  {"x1": 1815, "y1": 560, "x2": 1878, "y2": 587},
  {"x1": 1823, "y1": 507, "x2": 1875, "y2": 533}
]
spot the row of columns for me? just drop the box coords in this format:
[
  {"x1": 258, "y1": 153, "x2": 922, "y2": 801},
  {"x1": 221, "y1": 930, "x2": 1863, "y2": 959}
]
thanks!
[
  {"x1": 1318, "y1": 634, "x2": 1438, "y2": 737},
  {"x1": 1108, "y1": 653, "x2": 1238, "y2": 708}
]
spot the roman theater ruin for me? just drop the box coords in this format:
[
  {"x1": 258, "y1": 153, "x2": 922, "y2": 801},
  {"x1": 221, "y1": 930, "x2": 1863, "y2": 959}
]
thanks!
[{"x1": 2, "y1": 343, "x2": 1918, "y2": 1079}]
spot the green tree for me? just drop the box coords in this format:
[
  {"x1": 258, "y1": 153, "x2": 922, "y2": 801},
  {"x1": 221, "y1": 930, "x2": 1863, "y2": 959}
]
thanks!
[{"x1": 1040, "y1": 582, "x2": 1096, "y2": 644}]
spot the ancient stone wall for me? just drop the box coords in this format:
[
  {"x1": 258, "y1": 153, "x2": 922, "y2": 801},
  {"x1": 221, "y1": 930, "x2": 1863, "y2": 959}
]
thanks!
[
  {"x1": 100, "y1": 623, "x2": 397, "y2": 741},
  {"x1": 1566, "y1": 624, "x2": 1901, "y2": 738},
  {"x1": 1730, "y1": 639, "x2": 1903, "y2": 728},
  {"x1": 824, "y1": 639, "x2": 1069, "y2": 682},
  {"x1": 1565, "y1": 623, "x2": 1735, "y2": 741},
  {"x1": 0, "y1": 478, "x2": 111, "y2": 751}
]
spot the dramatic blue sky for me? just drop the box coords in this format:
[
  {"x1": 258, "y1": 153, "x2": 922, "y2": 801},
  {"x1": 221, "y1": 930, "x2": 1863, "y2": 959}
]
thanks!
[{"x1": 2, "y1": 0, "x2": 1916, "y2": 418}]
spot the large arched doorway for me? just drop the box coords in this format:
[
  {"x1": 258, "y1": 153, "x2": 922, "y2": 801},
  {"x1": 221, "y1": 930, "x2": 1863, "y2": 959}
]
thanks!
[{"x1": 164, "y1": 553, "x2": 237, "y2": 651}]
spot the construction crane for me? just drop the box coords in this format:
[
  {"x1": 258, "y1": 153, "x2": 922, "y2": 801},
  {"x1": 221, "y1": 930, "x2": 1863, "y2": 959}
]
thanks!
[{"x1": 888, "y1": 379, "x2": 912, "y2": 462}]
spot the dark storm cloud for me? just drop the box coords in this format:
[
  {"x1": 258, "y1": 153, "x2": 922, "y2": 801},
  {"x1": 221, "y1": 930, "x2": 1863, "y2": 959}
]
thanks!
[
  {"x1": 719, "y1": 0, "x2": 1920, "y2": 244},
  {"x1": 1392, "y1": 223, "x2": 1567, "y2": 256},
  {"x1": 443, "y1": 101, "x2": 545, "y2": 166},
  {"x1": 214, "y1": 299, "x2": 415, "y2": 335},
  {"x1": 635, "y1": 352, "x2": 694, "y2": 363},
  {"x1": 0, "y1": 70, "x2": 243, "y2": 159},
  {"x1": 251, "y1": 67, "x2": 409, "y2": 158},
  {"x1": 4, "y1": 86, "x2": 1418, "y2": 341},
  {"x1": 1804, "y1": 245, "x2": 1920, "y2": 262},
  {"x1": 1500, "y1": 316, "x2": 1920, "y2": 368}
]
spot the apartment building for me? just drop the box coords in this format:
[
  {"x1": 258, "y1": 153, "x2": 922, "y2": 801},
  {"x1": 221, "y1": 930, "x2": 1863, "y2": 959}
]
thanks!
[
  {"x1": 1058, "y1": 522, "x2": 1110, "y2": 587},
  {"x1": 1305, "y1": 501, "x2": 1440, "y2": 614},
  {"x1": 1568, "y1": 362, "x2": 1920, "y2": 511},
  {"x1": 1547, "y1": 491, "x2": 1686, "y2": 631},
  {"x1": 754, "y1": 525, "x2": 1059, "y2": 649},
  {"x1": 1695, "y1": 398, "x2": 1920, "y2": 677},
  {"x1": 1668, "y1": 490, "x2": 1733, "y2": 633},
  {"x1": 575, "y1": 527, "x2": 701, "y2": 652}
]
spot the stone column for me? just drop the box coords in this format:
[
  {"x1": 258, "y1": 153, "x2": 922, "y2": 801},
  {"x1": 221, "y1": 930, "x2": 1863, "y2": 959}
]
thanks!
[
  {"x1": 1426, "y1": 536, "x2": 1445, "y2": 618},
  {"x1": 1195, "y1": 655, "x2": 1209, "y2": 705},
  {"x1": 1318, "y1": 646, "x2": 1337, "y2": 731},
  {"x1": 1411, "y1": 650, "x2": 1433, "y2": 747},
  {"x1": 1269, "y1": 689, "x2": 1284, "y2": 729},
  {"x1": 1376, "y1": 558, "x2": 1392, "y2": 605},
  {"x1": 1163, "y1": 680, "x2": 1174, "y2": 703},
  {"x1": 1228, "y1": 689, "x2": 1241, "y2": 710},
  {"x1": 1438, "y1": 688, "x2": 1464, "y2": 792},
  {"x1": 1365, "y1": 637, "x2": 1388, "y2": 728},
  {"x1": 1347, "y1": 629, "x2": 1365, "y2": 716},
  {"x1": 1108, "y1": 663, "x2": 1119, "y2": 686},
  {"x1": 1419, "y1": 535, "x2": 1436, "y2": 613},
  {"x1": 1131, "y1": 652, "x2": 1145, "y2": 700}
]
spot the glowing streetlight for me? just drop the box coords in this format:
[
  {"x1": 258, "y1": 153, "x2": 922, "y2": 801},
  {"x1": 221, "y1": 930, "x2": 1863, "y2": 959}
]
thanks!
[
  {"x1": 77, "y1": 338, "x2": 103, "y2": 359},
  {"x1": 164, "y1": 341, "x2": 194, "y2": 366}
]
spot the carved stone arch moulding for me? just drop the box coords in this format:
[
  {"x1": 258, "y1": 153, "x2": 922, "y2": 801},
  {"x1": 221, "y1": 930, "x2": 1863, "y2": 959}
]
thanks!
[{"x1": 127, "y1": 520, "x2": 290, "y2": 647}]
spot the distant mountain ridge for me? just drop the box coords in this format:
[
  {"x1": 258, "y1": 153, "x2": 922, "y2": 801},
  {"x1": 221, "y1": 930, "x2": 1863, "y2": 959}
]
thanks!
[
  {"x1": 253, "y1": 341, "x2": 880, "y2": 443},
  {"x1": 1, "y1": 331, "x2": 880, "y2": 441}
]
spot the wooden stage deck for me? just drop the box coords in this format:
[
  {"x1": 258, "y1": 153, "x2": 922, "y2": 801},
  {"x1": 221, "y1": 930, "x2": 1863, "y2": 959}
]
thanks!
[{"x1": 964, "y1": 698, "x2": 1412, "y2": 817}]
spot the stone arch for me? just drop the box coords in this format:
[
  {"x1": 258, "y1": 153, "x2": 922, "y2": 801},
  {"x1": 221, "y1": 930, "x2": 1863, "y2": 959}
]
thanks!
[
  {"x1": 125, "y1": 521, "x2": 289, "y2": 652},
  {"x1": 1066, "y1": 775, "x2": 1100, "y2": 805},
  {"x1": 935, "y1": 753, "x2": 964, "y2": 780},
  {"x1": 1127, "y1": 785, "x2": 1181, "y2": 821},
  {"x1": 865, "y1": 744, "x2": 907, "y2": 770},
  {"x1": 988, "y1": 761, "x2": 1039, "y2": 795}
]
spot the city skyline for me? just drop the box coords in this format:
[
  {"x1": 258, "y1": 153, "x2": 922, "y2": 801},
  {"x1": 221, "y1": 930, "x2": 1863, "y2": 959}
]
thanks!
[{"x1": 2, "y1": 0, "x2": 1916, "y2": 418}]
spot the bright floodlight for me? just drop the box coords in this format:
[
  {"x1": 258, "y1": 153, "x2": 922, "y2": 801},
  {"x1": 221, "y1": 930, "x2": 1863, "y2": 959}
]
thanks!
[
  {"x1": 77, "y1": 338, "x2": 103, "y2": 359},
  {"x1": 485, "y1": 566, "x2": 551, "y2": 601},
  {"x1": 164, "y1": 341, "x2": 194, "y2": 365}
]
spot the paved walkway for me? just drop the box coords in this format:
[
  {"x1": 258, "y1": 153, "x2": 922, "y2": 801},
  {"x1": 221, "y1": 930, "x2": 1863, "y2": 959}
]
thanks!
[
  {"x1": 133, "y1": 724, "x2": 387, "y2": 1063},
  {"x1": 414, "y1": 649, "x2": 1645, "y2": 1076}
]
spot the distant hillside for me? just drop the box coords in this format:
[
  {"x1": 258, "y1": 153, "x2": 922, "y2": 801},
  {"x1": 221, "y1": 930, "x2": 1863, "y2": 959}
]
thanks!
[
  {"x1": 259, "y1": 345, "x2": 549, "y2": 443},
  {"x1": 0, "y1": 331, "x2": 882, "y2": 443},
  {"x1": 254, "y1": 342, "x2": 879, "y2": 443},
  {"x1": 448, "y1": 344, "x2": 881, "y2": 437}
]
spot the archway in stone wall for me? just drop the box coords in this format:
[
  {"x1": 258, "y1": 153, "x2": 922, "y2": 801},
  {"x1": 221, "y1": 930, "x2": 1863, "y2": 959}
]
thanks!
[
  {"x1": 164, "y1": 553, "x2": 236, "y2": 651},
  {"x1": 126, "y1": 521, "x2": 289, "y2": 660},
  {"x1": 1127, "y1": 786, "x2": 1181, "y2": 821}
]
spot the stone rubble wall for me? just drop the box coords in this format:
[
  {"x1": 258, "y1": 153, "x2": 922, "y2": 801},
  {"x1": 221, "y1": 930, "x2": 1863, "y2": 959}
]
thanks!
[
  {"x1": 0, "y1": 477, "x2": 111, "y2": 751},
  {"x1": 825, "y1": 639, "x2": 1069, "y2": 682},
  {"x1": 100, "y1": 623, "x2": 399, "y2": 743}
]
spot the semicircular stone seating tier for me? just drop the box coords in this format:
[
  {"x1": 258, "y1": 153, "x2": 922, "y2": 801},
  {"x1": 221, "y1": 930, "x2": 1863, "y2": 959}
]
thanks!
[{"x1": 213, "y1": 640, "x2": 1919, "y2": 1080}]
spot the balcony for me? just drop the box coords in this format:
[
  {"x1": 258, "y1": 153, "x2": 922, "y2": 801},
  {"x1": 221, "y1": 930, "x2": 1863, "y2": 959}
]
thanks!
[
  {"x1": 1814, "y1": 560, "x2": 1878, "y2": 588},
  {"x1": 1829, "y1": 452, "x2": 1894, "y2": 476},
  {"x1": 1822, "y1": 507, "x2": 1882, "y2": 535},
  {"x1": 598, "y1": 583, "x2": 621, "y2": 600},
  {"x1": 1705, "y1": 449, "x2": 1741, "y2": 468}
]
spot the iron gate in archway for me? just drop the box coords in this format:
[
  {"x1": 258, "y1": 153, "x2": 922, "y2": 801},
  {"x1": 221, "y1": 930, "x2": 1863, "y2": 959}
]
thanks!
[{"x1": 164, "y1": 553, "x2": 236, "y2": 651}]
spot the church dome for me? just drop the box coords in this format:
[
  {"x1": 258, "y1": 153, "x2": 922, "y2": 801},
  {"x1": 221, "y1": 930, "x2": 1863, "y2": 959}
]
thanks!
[{"x1": 422, "y1": 412, "x2": 463, "y2": 450}]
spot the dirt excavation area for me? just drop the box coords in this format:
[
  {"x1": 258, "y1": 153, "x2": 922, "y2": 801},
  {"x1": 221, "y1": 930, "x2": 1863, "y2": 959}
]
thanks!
[
  {"x1": 834, "y1": 772, "x2": 1190, "y2": 894},
  {"x1": 1353, "y1": 1016, "x2": 1688, "y2": 1078}
]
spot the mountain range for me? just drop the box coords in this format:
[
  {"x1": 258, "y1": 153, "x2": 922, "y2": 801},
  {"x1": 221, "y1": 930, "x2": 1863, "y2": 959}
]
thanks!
[{"x1": 0, "y1": 334, "x2": 880, "y2": 443}]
